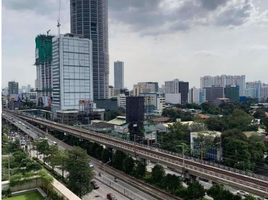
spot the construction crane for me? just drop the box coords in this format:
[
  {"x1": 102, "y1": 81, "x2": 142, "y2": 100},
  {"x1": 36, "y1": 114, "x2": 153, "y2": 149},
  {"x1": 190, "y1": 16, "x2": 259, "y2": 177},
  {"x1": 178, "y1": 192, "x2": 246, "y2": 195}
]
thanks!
[{"x1": 57, "y1": 0, "x2": 61, "y2": 35}]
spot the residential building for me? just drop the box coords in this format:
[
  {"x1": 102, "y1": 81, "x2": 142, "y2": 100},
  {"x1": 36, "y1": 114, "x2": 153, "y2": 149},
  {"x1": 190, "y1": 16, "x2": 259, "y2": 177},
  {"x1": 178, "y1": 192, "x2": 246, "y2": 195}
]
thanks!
[
  {"x1": 165, "y1": 79, "x2": 189, "y2": 104},
  {"x1": 114, "y1": 61, "x2": 124, "y2": 89},
  {"x1": 246, "y1": 81, "x2": 262, "y2": 101},
  {"x1": 261, "y1": 84, "x2": 268, "y2": 102},
  {"x1": 133, "y1": 82, "x2": 158, "y2": 96},
  {"x1": 117, "y1": 94, "x2": 126, "y2": 108},
  {"x1": 139, "y1": 92, "x2": 166, "y2": 114},
  {"x1": 126, "y1": 96, "x2": 144, "y2": 123},
  {"x1": 189, "y1": 87, "x2": 206, "y2": 104},
  {"x1": 200, "y1": 75, "x2": 245, "y2": 96},
  {"x1": 35, "y1": 34, "x2": 54, "y2": 99},
  {"x1": 8, "y1": 81, "x2": 19, "y2": 95},
  {"x1": 224, "y1": 85, "x2": 239, "y2": 102},
  {"x1": 51, "y1": 33, "x2": 93, "y2": 118},
  {"x1": 70, "y1": 0, "x2": 109, "y2": 100}
]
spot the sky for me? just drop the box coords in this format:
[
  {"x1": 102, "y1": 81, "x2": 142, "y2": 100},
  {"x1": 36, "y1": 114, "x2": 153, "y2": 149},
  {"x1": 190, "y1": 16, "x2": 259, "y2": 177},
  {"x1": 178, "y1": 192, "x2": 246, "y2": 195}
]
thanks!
[{"x1": 2, "y1": 0, "x2": 268, "y2": 90}]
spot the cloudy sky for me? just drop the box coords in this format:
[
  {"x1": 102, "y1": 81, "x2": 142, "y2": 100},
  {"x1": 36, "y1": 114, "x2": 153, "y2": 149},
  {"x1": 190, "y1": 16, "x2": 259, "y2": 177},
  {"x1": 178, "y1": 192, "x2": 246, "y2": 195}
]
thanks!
[{"x1": 2, "y1": 0, "x2": 268, "y2": 90}]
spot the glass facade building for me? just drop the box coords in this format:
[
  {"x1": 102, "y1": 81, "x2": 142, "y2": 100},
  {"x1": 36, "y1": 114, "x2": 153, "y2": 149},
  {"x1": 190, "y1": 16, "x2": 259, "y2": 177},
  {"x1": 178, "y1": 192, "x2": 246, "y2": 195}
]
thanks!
[
  {"x1": 70, "y1": 0, "x2": 109, "y2": 100},
  {"x1": 51, "y1": 34, "x2": 93, "y2": 117}
]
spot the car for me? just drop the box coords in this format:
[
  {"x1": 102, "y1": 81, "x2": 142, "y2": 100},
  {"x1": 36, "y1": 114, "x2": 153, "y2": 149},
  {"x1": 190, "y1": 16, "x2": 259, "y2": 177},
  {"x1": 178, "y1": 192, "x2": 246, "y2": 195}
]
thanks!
[
  {"x1": 237, "y1": 190, "x2": 249, "y2": 196},
  {"x1": 89, "y1": 162, "x2": 94, "y2": 168},
  {"x1": 91, "y1": 181, "x2": 99, "y2": 189},
  {"x1": 107, "y1": 193, "x2": 117, "y2": 200},
  {"x1": 53, "y1": 141, "x2": 57, "y2": 145}
]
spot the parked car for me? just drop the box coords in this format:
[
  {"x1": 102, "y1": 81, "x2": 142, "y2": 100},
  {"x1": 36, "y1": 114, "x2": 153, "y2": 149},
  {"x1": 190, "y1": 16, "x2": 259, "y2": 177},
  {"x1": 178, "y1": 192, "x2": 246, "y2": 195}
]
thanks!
[
  {"x1": 91, "y1": 181, "x2": 99, "y2": 189},
  {"x1": 107, "y1": 193, "x2": 117, "y2": 200}
]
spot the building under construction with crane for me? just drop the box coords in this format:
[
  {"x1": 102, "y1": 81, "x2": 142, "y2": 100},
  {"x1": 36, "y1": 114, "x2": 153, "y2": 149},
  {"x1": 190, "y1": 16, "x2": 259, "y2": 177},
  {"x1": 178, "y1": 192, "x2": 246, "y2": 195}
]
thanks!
[{"x1": 34, "y1": 34, "x2": 54, "y2": 105}]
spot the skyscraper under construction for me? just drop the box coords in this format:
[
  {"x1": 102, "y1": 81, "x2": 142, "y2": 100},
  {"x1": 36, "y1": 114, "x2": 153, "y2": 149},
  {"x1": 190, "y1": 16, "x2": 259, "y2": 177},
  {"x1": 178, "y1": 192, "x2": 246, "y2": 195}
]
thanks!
[{"x1": 70, "y1": 0, "x2": 109, "y2": 100}]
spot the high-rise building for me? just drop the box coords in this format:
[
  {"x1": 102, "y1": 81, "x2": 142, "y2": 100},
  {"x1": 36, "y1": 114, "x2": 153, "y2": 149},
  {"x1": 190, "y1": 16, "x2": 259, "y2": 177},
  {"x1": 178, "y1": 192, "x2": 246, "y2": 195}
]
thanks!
[
  {"x1": 165, "y1": 79, "x2": 189, "y2": 104},
  {"x1": 133, "y1": 82, "x2": 159, "y2": 96},
  {"x1": 189, "y1": 87, "x2": 206, "y2": 104},
  {"x1": 204, "y1": 86, "x2": 224, "y2": 102},
  {"x1": 261, "y1": 84, "x2": 268, "y2": 102},
  {"x1": 246, "y1": 81, "x2": 262, "y2": 101},
  {"x1": 35, "y1": 34, "x2": 54, "y2": 98},
  {"x1": 51, "y1": 33, "x2": 93, "y2": 118},
  {"x1": 224, "y1": 85, "x2": 239, "y2": 102},
  {"x1": 70, "y1": 0, "x2": 109, "y2": 100},
  {"x1": 126, "y1": 97, "x2": 144, "y2": 123},
  {"x1": 114, "y1": 61, "x2": 124, "y2": 89},
  {"x1": 8, "y1": 81, "x2": 19, "y2": 95},
  {"x1": 200, "y1": 75, "x2": 245, "y2": 96}
]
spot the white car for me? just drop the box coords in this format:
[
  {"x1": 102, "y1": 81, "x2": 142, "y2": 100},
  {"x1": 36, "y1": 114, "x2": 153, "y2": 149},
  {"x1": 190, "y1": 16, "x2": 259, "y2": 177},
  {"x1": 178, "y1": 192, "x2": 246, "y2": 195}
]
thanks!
[{"x1": 237, "y1": 190, "x2": 249, "y2": 196}]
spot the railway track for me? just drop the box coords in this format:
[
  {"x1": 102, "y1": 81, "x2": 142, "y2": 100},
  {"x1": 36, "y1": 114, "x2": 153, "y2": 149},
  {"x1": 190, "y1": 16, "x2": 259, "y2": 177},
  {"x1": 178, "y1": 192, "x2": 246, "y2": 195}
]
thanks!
[{"x1": 5, "y1": 110, "x2": 268, "y2": 197}]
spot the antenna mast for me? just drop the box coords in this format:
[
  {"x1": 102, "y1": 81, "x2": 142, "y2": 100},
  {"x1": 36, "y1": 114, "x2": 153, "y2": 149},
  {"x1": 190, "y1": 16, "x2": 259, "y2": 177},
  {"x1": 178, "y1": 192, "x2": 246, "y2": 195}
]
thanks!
[{"x1": 57, "y1": 0, "x2": 62, "y2": 35}]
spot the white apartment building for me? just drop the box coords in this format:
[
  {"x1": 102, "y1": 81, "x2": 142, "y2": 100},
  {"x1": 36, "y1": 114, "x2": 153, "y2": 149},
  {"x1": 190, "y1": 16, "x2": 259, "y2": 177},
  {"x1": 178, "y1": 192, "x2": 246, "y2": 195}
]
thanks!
[
  {"x1": 200, "y1": 75, "x2": 245, "y2": 96},
  {"x1": 51, "y1": 33, "x2": 93, "y2": 118},
  {"x1": 139, "y1": 92, "x2": 166, "y2": 114},
  {"x1": 117, "y1": 93, "x2": 126, "y2": 108},
  {"x1": 189, "y1": 87, "x2": 206, "y2": 104}
]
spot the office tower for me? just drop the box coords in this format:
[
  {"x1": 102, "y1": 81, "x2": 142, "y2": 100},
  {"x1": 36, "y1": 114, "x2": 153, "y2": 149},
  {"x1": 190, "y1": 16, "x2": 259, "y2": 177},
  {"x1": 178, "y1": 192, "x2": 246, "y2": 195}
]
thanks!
[
  {"x1": 70, "y1": 0, "x2": 109, "y2": 100},
  {"x1": 224, "y1": 85, "x2": 239, "y2": 102},
  {"x1": 114, "y1": 61, "x2": 124, "y2": 89},
  {"x1": 126, "y1": 97, "x2": 144, "y2": 123},
  {"x1": 200, "y1": 75, "x2": 245, "y2": 96},
  {"x1": 165, "y1": 79, "x2": 189, "y2": 104},
  {"x1": 204, "y1": 86, "x2": 224, "y2": 102},
  {"x1": 35, "y1": 35, "x2": 54, "y2": 98},
  {"x1": 8, "y1": 81, "x2": 19, "y2": 95},
  {"x1": 51, "y1": 34, "x2": 93, "y2": 117}
]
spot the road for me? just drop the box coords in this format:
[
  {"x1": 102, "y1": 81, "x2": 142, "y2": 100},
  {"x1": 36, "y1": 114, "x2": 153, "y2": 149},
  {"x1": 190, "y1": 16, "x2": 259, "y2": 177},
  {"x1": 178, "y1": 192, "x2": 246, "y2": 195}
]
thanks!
[{"x1": 3, "y1": 114, "x2": 162, "y2": 200}]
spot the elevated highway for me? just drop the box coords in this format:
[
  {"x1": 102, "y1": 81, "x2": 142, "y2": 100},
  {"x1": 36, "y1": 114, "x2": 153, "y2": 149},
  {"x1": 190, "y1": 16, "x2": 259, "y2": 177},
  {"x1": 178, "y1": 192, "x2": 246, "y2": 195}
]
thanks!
[{"x1": 3, "y1": 110, "x2": 268, "y2": 198}]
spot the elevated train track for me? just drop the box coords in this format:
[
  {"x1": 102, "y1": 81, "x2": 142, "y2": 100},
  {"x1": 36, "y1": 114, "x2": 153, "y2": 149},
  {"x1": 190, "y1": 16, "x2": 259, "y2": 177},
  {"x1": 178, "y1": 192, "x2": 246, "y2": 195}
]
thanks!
[{"x1": 3, "y1": 110, "x2": 268, "y2": 198}]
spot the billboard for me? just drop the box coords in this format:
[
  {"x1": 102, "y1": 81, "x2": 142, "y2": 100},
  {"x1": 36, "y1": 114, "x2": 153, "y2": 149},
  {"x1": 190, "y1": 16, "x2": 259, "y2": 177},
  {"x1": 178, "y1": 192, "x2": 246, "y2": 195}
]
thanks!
[
  {"x1": 79, "y1": 100, "x2": 93, "y2": 105},
  {"x1": 36, "y1": 96, "x2": 52, "y2": 107}
]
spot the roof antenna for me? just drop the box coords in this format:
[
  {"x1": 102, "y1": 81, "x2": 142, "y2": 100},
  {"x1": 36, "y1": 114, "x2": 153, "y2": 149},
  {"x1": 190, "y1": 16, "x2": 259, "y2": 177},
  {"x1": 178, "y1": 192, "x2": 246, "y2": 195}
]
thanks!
[
  {"x1": 47, "y1": 29, "x2": 51, "y2": 36},
  {"x1": 57, "y1": 0, "x2": 61, "y2": 35}
]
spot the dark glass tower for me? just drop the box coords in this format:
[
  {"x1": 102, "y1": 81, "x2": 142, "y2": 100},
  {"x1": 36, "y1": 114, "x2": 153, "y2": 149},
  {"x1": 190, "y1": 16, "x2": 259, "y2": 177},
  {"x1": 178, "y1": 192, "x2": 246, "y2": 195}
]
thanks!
[{"x1": 70, "y1": 0, "x2": 109, "y2": 100}]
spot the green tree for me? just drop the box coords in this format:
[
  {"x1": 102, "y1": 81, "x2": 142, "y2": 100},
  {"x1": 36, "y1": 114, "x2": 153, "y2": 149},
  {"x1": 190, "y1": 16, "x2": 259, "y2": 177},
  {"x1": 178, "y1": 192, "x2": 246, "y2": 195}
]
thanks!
[
  {"x1": 253, "y1": 109, "x2": 266, "y2": 119},
  {"x1": 101, "y1": 148, "x2": 112, "y2": 163},
  {"x1": 162, "y1": 174, "x2": 181, "y2": 194},
  {"x1": 38, "y1": 169, "x2": 54, "y2": 193},
  {"x1": 248, "y1": 136, "x2": 265, "y2": 171},
  {"x1": 122, "y1": 156, "x2": 134, "y2": 174},
  {"x1": 95, "y1": 146, "x2": 103, "y2": 160},
  {"x1": 229, "y1": 109, "x2": 254, "y2": 131},
  {"x1": 244, "y1": 195, "x2": 257, "y2": 200},
  {"x1": 34, "y1": 138, "x2": 50, "y2": 156},
  {"x1": 65, "y1": 147, "x2": 93, "y2": 198},
  {"x1": 161, "y1": 122, "x2": 189, "y2": 152},
  {"x1": 134, "y1": 161, "x2": 146, "y2": 179},
  {"x1": 128, "y1": 121, "x2": 145, "y2": 142},
  {"x1": 151, "y1": 164, "x2": 165, "y2": 185},
  {"x1": 224, "y1": 139, "x2": 251, "y2": 170},
  {"x1": 112, "y1": 150, "x2": 126, "y2": 170},
  {"x1": 261, "y1": 117, "x2": 268, "y2": 132},
  {"x1": 205, "y1": 116, "x2": 228, "y2": 131},
  {"x1": 186, "y1": 181, "x2": 205, "y2": 200}
]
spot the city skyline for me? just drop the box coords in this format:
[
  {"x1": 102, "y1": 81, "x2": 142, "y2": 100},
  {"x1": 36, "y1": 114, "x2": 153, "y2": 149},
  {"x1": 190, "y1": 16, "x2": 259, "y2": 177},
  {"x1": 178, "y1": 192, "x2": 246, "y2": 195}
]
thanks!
[{"x1": 2, "y1": 0, "x2": 268, "y2": 89}]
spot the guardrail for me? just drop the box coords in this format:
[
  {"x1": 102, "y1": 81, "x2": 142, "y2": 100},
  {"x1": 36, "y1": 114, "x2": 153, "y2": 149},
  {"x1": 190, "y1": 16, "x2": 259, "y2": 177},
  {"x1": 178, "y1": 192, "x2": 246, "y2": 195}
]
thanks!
[{"x1": 3, "y1": 111, "x2": 268, "y2": 196}]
